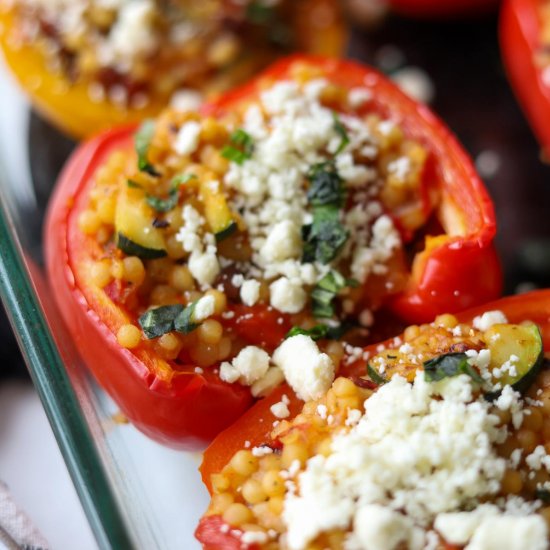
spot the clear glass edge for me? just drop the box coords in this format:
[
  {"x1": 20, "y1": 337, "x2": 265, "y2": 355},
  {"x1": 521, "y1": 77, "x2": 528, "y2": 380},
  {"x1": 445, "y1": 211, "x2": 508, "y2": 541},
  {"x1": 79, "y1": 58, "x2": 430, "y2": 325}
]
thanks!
[{"x1": 0, "y1": 178, "x2": 135, "y2": 550}]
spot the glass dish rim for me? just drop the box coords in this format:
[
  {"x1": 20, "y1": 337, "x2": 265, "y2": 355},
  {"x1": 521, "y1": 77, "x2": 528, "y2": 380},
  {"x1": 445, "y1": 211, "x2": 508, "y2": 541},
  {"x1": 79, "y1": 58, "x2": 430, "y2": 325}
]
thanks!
[{"x1": 0, "y1": 185, "x2": 135, "y2": 550}]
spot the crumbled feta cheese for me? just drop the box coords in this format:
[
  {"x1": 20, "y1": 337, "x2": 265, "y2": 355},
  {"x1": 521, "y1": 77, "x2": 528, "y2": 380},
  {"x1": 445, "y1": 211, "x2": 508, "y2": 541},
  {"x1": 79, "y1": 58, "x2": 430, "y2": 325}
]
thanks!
[
  {"x1": 466, "y1": 514, "x2": 547, "y2": 550},
  {"x1": 219, "y1": 362, "x2": 240, "y2": 384},
  {"x1": 273, "y1": 335, "x2": 334, "y2": 401},
  {"x1": 251, "y1": 367, "x2": 285, "y2": 398},
  {"x1": 270, "y1": 400, "x2": 290, "y2": 419},
  {"x1": 282, "y1": 373, "x2": 509, "y2": 549},
  {"x1": 472, "y1": 311, "x2": 508, "y2": 332},
  {"x1": 348, "y1": 87, "x2": 372, "y2": 108},
  {"x1": 193, "y1": 294, "x2": 215, "y2": 322},
  {"x1": 269, "y1": 277, "x2": 307, "y2": 314},
  {"x1": 260, "y1": 220, "x2": 302, "y2": 262},
  {"x1": 173, "y1": 120, "x2": 201, "y2": 156},
  {"x1": 251, "y1": 446, "x2": 274, "y2": 457},
  {"x1": 170, "y1": 89, "x2": 203, "y2": 112},
  {"x1": 240, "y1": 279, "x2": 261, "y2": 307},
  {"x1": 231, "y1": 346, "x2": 270, "y2": 386},
  {"x1": 188, "y1": 250, "x2": 220, "y2": 287},
  {"x1": 241, "y1": 530, "x2": 268, "y2": 545}
]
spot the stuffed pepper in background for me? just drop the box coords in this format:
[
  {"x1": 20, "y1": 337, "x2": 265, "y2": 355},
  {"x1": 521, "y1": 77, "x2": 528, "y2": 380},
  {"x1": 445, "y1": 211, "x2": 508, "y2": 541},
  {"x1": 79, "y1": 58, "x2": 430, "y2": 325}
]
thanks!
[
  {"x1": 501, "y1": 0, "x2": 550, "y2": 159},
  {"x1": 45, "y1": 55, "x2": 501, "y2": 449},
  {"x1": 197, "y1": 290, "x2": 550, "y2": 550},
  {"x1": 0, "y1": 0, "x2": 345, "y2": 138}
]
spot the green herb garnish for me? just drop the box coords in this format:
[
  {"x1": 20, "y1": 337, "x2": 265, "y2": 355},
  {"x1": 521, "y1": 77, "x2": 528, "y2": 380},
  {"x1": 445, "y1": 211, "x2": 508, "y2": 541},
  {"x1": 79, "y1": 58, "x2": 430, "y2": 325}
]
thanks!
[
  {"x1": 127, "y1": 179, "x2": 142, "y2": 189},
  {"x1": 221, "y1": 129, "x2": 254, "y2": 165},
  {"x1": 307, "y1": 162, "x2": 345, "y2": 207},
  {"x1": 311, "y1": 271, "x2": 350, "y2": 318},
  {"x1": 423, "y1": 352, "x2": 484, "y2": 384},
  {"x1": 173, "y1": 301, "x2": 199, "y2": 334},
  {"x1": 138, "y1": 301, "x2": 201, "y2": 339},
  {"x1": 333, "y1": 113, "x2": 350, "y2": 155},
  {"x1": 286, "y1": 322, "x2": 351, "y2": 341},
  {"x1": 302, "y1": 206, "x2": 349, "y2": 264},
  {"x1": 302, "y1": 161, "x2": 348, "y2": 264},
  {"x1": 170, "y1": 173, "x2": 197, "y2": 190},
  {"x1": 138, "y1": 304, "x2": 184, "y2": 339},
  {"x1": 536, "y1": 489, "x2": 550, "y2": 503},
  {"x1": 145, "y1": 189, "x2": 179, "y2": 213},
  {"x1": 135, "y1": 120, "x2": 159, "y2": 176}
]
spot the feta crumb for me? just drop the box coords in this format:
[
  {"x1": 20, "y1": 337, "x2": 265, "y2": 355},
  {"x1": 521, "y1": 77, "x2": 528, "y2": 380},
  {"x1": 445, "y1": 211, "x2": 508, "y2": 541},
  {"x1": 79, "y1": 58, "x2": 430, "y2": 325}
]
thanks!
[
  {"x1": 472, "y1": 310, "x2": 508, "y2": 332},
  {"x1": 193, "y1": 295, "x2": 215, "y2": 322},
  {"x1": 240, "y1": 279, "x2": 261, "y2": 307},
  {"x1": 219, "y1": 362, "x2": 240, "y2": 384},
  {"x1": 269, "y1": 277, "x2": 307, "y2": 314},
  {"x1": 348, "y1": 87, "x2": 372, "y2": 108},
  {"x1": 173, "y1": 120, "x2": 201, "y2": 156},
  {"x1": 241, "y1": 530, "x2": 268, "y2": 545},
  {"x1": 251, "y1": 367, "x2": 285, "y2": 398},
  {"x1": 273, "y1": 335, "x2": 335, "y2": 401},
  {"x1": 270, "y1": 400, "x2": 290, "y2": 419},
  {"x1": 251, "y1": 446, "x2": 274, "y2": 457},
  {"x1": 170, "y1": 89, "x2": 203, "y2": 112},
  {"x1": 260, "y1": 220, "x2": 302, "y2": 262},
  {"x1": 232, "y1": 346, "x2": 270, "y2": 386},
  {"x1": 188, "y1": 250, "x2": 220, "y2": 286}
]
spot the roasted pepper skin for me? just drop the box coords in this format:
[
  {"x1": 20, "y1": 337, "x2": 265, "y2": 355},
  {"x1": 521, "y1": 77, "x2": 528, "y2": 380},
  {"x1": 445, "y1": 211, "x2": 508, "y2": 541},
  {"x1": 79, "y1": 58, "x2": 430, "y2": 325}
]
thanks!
[
  {"x1": 46, "y1": 55, "x2": 501, "y2": 449},
  {"x1": 196, "y1": 289, "x2": 550, "y2": 548},
  {"x1": 501, "y1": 0, "x2": 550, "y2": 159}
]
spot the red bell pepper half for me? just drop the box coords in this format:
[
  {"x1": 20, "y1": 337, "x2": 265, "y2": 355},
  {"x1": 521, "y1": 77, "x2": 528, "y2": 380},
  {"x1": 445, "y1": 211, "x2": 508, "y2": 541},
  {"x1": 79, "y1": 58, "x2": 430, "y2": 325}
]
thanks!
[
  {"x1": 196, "y1": 289, "x2": 550, "y2": 548},
  {"x1": 501, "y1": 0, "x2": 550, "y2": 159},
  {"x1": 45, "y1": 55, "x2": 501, "y2": 449},
  {"x1": 388, "y1": 0, "x2": 499, "y2": 18}
]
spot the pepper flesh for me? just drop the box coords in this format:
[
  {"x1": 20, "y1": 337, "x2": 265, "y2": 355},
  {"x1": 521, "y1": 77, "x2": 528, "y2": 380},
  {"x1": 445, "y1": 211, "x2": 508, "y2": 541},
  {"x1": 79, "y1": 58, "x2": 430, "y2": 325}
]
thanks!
[
  {"x1": 197, "y1": 289, "x2": 550, "y2": 547},
  {"x1": 500, "y1": 0, "x2": 550, "y2": 159}
]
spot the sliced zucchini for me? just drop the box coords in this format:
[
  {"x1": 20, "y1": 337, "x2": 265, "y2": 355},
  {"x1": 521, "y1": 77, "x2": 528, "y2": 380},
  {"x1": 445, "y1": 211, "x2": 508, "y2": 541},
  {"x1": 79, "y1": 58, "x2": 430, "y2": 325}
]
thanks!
[
  {"x1": 199, "y1": 179, "x2": 236, "y2": 239},
  {"x1": 215, "y1": 221, "x2": 238, "y2": 242},
  {"x1": 117, "y1": 234, "x2": 166, "y2": 259},
  {"x1": 485, "y1": 323, "x2": 543, "y2": 398},
  {"x1": 367, "y1": 364, "x2": 388, "y2": 386},
  {"x1": 115, "y1": 185, "x2": 167, "y2": 259}
]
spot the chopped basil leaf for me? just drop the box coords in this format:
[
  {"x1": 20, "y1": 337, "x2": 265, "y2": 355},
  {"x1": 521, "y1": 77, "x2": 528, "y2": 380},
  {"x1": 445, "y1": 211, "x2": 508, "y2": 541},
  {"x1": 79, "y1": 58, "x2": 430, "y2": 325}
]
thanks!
[
  {"x1": 135, "y1": 120, "x2": 159, "y2": 176},
  {"x1": 171, "y1": 173, "x2": 197, "y2": 190},
  {"x1": 138, "y1": 300, "x2": 202, "y2": 339},
  {"x1": 127, "y1": 179, "x2": 142, "y2": 189},
  {"x1": 367, "y1": 364, "x2": 388, "y2": 386},
  {"x1": 173, "y1": 301, "x2": 199, "y2": 334},
  {"x1": 307, "y1": 162, "x2": 345, "y2": 207},
  {"x1": 145, "y1": 189, "x2": 179, "y2": 213},
  {"x1": 286, "y1": 322, "x2": 351, "y2": 340},
  {"x1": 311, "y1": 271, "x2": 348, "y2": 318},
  {"x1": 333, "y1": 113, "x2": 350, "y2": 155},
  {"x1": 302, "y1": 161, "x2": 348, "y2": 264},
  {"x1": 221, "y1": 129, "x2": 254, "y2": 165},
  {"x1": 302, "y1": 205, "x2": 349, "y2": 264},
  {"x1": 423, "y1": 352, "x2": 484, "y2": 384},
  {"x1": 138, "y1": 304, "x2": 184, "y2": 339}
]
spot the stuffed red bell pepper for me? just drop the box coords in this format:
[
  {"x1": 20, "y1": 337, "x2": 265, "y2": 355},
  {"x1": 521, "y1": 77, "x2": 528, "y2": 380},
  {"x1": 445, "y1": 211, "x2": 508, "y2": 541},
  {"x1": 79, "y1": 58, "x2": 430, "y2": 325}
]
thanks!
[
  {"x1": 45, "y1": 55, "x2": 501, "y2": 449},
  {"x1": 501, "y1": 0, "x2": 550, "y2": 159},
  {"x1": 197, "y1": 289, "x2": 550, "y2": 550}
]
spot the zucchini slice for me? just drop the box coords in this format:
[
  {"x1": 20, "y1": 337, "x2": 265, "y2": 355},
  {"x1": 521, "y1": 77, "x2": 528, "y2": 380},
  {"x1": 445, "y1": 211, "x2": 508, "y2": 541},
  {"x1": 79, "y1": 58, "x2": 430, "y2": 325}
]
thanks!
[
  {"x1": 485, "y1": 323, "x2": 543, "y2": 397},
  {"x1": 115, "y1": 185, "x2": 167, "y2": 259},
  {"x1": 200, "y1": 179, "x2": 236, "y2": 240}
]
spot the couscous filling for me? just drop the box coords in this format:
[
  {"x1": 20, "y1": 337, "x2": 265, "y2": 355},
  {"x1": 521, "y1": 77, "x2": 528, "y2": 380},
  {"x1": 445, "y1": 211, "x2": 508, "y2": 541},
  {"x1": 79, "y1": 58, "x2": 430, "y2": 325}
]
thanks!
[{"x1": 77, "y1": 64, "x2": 437, "y2": 395}]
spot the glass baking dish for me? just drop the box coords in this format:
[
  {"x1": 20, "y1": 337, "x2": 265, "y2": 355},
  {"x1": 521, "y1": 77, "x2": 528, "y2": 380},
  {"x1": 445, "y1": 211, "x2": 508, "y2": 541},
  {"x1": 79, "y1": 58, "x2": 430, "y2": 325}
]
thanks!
[{"x1": 1, "y1": 12, "x2": 550, "y2": 550}]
